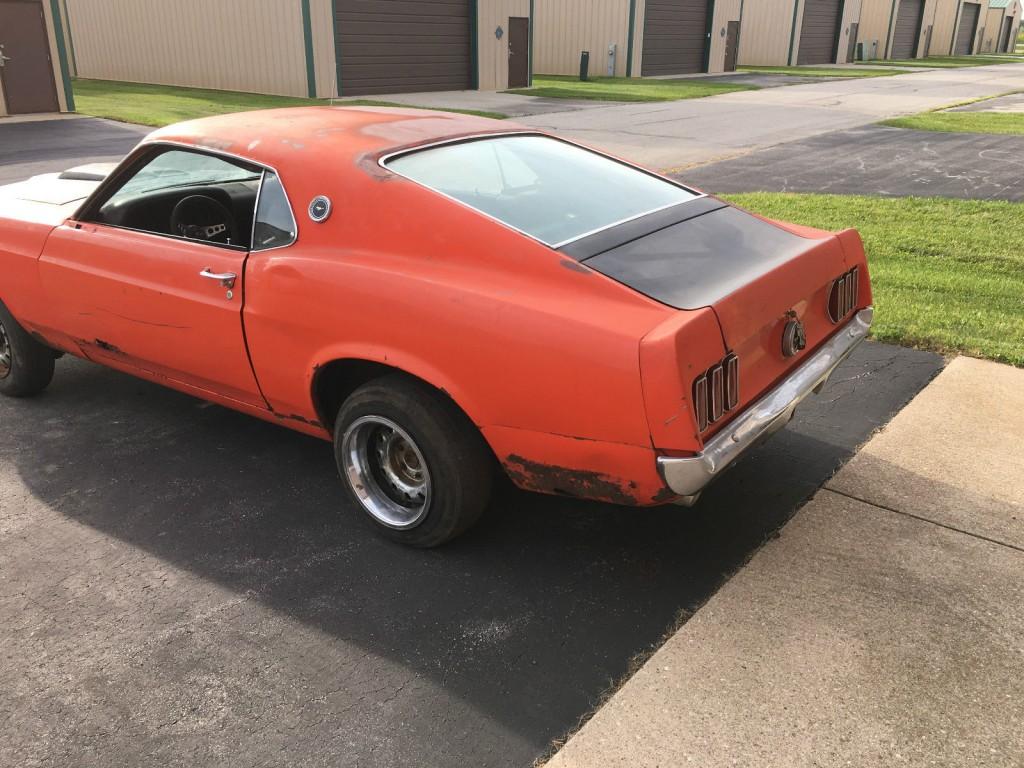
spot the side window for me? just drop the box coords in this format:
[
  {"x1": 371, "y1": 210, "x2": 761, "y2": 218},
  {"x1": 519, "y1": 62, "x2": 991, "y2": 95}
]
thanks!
[
  {"x1": 252, "y1": 171, "x2": 297, "y2": 250},
  {"x1": 90, "y1": 148, "x2": 263, "y2": 249}
]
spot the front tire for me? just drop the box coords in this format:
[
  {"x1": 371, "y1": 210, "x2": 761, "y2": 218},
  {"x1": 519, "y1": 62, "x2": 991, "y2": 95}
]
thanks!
[
  {"x1": 0, "y1": 301, "x2": 55, "y2": 398},
  {"x1": 334, "y1": 374, "x2": 492, "y2": 547}
]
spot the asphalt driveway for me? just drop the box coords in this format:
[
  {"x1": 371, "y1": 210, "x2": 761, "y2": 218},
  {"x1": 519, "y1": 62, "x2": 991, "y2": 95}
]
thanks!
[
  {"x1": 0, "y1": 117, "x2": 146, "y2": 185},
  {"x1": 1, "y1": 344, "x2": 941, "y2": 767},
  {"x1": 679, "y1": 124, "x2": 1024, "y2": 201}
]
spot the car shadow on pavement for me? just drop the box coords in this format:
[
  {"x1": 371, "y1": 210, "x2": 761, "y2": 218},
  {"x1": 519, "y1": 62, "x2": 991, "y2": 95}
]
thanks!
[{"x1": 1, "y1": 342, "x2": 943, "y2": 766}]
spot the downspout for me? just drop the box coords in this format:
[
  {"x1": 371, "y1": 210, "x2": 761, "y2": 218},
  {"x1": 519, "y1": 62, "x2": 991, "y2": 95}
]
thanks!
[
  {"x1": 529, "y1": 0, "x2": 535, "y2": 85},
  {"x1": 949, "y1": 0, "x2": 963, "y2": 54},
  {"x1": 48, "y1": 0, "x2": 74, "y2": 111},
  {"x1": 60, "y1": 0, "x2": 77, "y2": 77},
  {"x1": 332, "y1": 0, "x2": 342, "y2": 96},
  {"x1": 883, "y1": 0, "x2": 899, "y2": 57},
  {"x1": 626, "y1": 0, "x2": 637, "y2": 77},
  {"x1": 300, "y1": 0, "x2": 317, "y2": 98},
  {"x1": 470, "y1": 0, "x2": 479, "y2": 89},
  {"x1": 787, "y1": 0, "x2": 801, "y2": 65}
]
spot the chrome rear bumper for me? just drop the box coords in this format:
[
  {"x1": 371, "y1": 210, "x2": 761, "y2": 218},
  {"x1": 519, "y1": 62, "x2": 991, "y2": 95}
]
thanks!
[{"x1": 657, "y1": 308, "x2": 873, "y2": 501}]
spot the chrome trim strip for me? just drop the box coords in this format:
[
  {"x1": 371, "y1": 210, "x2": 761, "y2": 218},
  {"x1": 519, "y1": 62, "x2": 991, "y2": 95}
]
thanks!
[
  {"x1": 378, "y1": 131, "x2": 706, "y2": 250},
  {"x1": 658, "y1": 308, "x2": 873, "y2": 498}
]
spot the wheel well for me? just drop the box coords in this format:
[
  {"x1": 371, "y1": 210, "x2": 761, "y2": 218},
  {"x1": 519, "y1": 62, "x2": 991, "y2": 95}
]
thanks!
[{"x1": 311, "y1": 359, "x2": 475, "y2": 436}]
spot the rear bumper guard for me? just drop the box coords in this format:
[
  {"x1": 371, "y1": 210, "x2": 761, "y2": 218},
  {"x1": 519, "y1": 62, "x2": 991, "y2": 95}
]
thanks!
[{"x1": 657, "y1": 308, "x2": 873, "y2": 501}]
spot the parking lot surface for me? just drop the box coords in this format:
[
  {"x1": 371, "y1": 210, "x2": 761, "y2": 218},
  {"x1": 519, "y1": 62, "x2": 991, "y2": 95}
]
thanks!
[
  {"x1": 0, "y1": 117, "x2": 146, "y2": 185},
  {"x1": 678, "y1": 124, "x2": 1024, "y2": 200},
  {"x1": 0, "y1": 343, "x2": 941, "y2": 767}
]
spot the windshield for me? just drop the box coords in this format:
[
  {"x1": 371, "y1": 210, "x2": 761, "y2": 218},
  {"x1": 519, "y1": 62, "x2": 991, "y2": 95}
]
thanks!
[
  {"x1": 114, "y1": 150, "x2": 259, "y2": 197},
  {"x1": 384, "y1": 135, "x2": 699, "y2": 247}
]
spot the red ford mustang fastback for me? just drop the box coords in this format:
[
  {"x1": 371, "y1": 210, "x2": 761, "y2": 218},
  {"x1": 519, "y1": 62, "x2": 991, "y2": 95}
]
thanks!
[{"x1": 0, "y1": 107, "x2": 872, "y2": 546}]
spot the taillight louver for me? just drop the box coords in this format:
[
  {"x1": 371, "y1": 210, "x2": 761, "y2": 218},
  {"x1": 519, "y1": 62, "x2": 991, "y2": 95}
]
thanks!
[
  {"x1": 724, "y1": 354, "x2": 739, "y2": 411},
  {"x1": 828, "y1": 267, "x2": 860, "y2": 324},
  {"x1": 693, "y1": 353, "x2": 739, "y2": 433},
  {"x1": 709, "y1": 365, "x2": 725, "y2": 423},
  {"x1": 693, "y1": 375, "x2": 709, "y2": 433}
]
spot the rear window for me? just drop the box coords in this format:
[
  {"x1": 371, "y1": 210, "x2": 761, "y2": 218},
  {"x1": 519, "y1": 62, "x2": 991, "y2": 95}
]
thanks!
[{"x1": 384, "y1": 135, "x2": 699, "y2": 247}]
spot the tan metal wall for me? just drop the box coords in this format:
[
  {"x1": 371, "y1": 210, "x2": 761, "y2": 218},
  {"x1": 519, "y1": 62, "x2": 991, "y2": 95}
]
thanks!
[
  {"x1": 981, "y1": 2, "x2": 1005, "y2": 49},
  {"x1": 311, "y1": 0, "x2": 337, "y2": 98},
  {"x1": 736, "y1": 0, "x2": 864, "y2": 66},
  {"x1": 930, "y1": 0, "x2": 962, "y2": 55},
  {"x1": 707, "y1": 0, "x2": 742, "y2": 72},
  {"x1": 532, "y1": 0, "x2": 633, "y2": 77},
  {"x1": 857, "y1": 0, "x2": 894, "y2": 58},
  {"x1": 478, "y1": 0, "x2": 531, "y2": 90},
  {"x1": 737, "y1": 0, "x2": 797, "y2": 65},
  {"x1": 64, "y1": 0, "x2": 314, "y2": 97}
]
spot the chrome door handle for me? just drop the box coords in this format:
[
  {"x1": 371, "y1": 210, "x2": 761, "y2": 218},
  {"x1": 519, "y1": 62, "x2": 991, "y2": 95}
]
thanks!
[{"x1": 199, "y1": 268, "x2": 236, "y2": 288}]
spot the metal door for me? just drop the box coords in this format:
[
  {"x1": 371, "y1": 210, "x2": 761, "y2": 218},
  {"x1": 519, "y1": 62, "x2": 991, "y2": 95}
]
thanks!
[
  {"x1": 0, "y1": 0, "x2": 60, "y2": 114},
  {"x1": 508, "y1": 16, "x2": 530, "y2": 88},
  {"x1": 724, "y1": 20, "x2": 740, "y2": 72}
]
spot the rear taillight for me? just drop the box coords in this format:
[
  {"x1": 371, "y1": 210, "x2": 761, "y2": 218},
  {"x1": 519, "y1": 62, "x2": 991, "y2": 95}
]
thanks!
[
  {"x1": 828, "y1": 267, "x2": 860, "y2": 324},
  {"x1": 693, "y1": 353, "x2": 739, "y2": 433}
]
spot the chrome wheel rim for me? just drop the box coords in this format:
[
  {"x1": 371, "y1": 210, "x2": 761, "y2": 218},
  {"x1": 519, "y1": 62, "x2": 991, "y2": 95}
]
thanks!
[
  {"x1": 341, "y1": 415, "x2": 431, "y2": 529},
  {"x1": 0, "y1": 319, "x2": 11, "y2": 380}
]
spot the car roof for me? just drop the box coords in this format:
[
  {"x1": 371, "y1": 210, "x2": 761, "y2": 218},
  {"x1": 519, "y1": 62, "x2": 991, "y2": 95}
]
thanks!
[{"x1": 143, "y1": 106, "x2": 527, "y2": 174}]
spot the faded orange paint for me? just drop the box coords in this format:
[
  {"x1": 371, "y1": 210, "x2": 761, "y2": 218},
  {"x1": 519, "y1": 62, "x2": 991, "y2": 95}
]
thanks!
[{"x1": 0, "y1": 107, "x2": 872, "y2": 506}]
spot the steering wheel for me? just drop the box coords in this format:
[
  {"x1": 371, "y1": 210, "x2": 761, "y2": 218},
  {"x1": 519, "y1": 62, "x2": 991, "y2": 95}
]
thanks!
[{"x1": 170, "y1": 195, "x2": 238, "y2": 244}]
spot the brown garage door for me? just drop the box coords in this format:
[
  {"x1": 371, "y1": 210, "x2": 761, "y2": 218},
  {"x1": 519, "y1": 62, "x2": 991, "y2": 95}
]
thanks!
[
  {"x1": 641, "y1": 0, "x2": 709, "y2": 76},
  {"x1": 797, "y1": 0, "x2": 842, "y2": 65},
  {"x1": 890, "y1": 0, "x2": 924, "y2": 58},
  {"x1": 954, "y1": 2, "x2": 981, "y2": 55},
  {"x1": 335, "y1": 0, "x2": 471, "y2": 96}
]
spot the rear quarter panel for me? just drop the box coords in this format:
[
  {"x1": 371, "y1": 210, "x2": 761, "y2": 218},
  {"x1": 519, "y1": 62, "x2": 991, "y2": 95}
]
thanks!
[{"x1": 243, "y1": 174, "x2": 674, "y2": 447}]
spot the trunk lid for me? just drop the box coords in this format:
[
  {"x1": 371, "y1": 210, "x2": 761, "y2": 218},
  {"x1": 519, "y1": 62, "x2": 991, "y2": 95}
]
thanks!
[{"x1": 576, "y1": 203, "x2": 862, "y2": 444}]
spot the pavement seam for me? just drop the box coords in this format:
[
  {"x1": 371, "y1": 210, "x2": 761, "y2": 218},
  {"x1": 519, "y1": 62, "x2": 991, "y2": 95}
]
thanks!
[{"x1": 822, "y1": 486, "x2": 1024, "y2": 554}]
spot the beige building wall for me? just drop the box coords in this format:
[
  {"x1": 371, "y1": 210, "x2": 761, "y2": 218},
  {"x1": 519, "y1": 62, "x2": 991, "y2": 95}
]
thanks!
[
  {"x1": 707, "y1": 0, "x2": 742, "y2": 72},
  {"x1": 838, "y1": 0, "x2": 865, "y2": 61},
  {"x1": 478, "y1": 0, "x2": 532, "y2": 90},
  {"x1": 930, "y1": 0, "x2": 962, "y2": 55},
  {"x1": 310, "y1": 0, "x2": 337, "y2": 99},
  {"x1": 857, "y1": 0, "x2": 894, "y2": 58},
  {"x1": 981, "y1": 2, "x2": 1006, "y2": 49},
  {"x1": 64, "y1": 0, "x2": 311, "y2": 97},
  {"x1": 533, "y1": 0, "x2": 633, "y2": 77},
  {"x1": 737, "y1": 0, "x2": 797, "y2": 66}
]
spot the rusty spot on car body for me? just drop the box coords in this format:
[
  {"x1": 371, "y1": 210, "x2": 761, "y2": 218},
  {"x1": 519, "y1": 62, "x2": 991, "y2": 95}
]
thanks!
[
  {"x1": 93, "y1": 339, "x2": 124, "y2": 355},
  {"x1": 273, "y1": 411, "x2": 324, "y2": 429},
  {"x1": 503, "y1": 454, "x2": 639, "y2": 506}
]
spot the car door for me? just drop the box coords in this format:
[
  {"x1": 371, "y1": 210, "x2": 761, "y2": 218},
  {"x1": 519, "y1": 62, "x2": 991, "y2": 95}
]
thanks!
[{"x1": 39, "y1": 146, "x2": 274, "y2": 408}]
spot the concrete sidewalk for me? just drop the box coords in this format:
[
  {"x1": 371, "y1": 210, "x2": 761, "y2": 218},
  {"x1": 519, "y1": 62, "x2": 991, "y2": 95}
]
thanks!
[
  {"x1": 545, "y1": 356, "x2": 1024, "y2": 768},
  {"x1": 517, "y1": 63, "x2": 1024, "y2": 169}
]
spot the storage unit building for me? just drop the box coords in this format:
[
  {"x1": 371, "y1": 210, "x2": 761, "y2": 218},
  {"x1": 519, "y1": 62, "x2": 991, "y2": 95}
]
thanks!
[
  {"x1": 62, "y1": 0, "x2": 533, "y2": 97},
  {"x1": 856, "y1": 0, "x2": 963, "y2": 59},
  {"x1": 736, "y1": 0, "x2": 863, "y2": 66},
  {"x1": 531, "y1": 0, "x2": 742, "y2": 79},
  {"x1": 0, "y1": 0, "x2": 73, "y2": 116},
  {"x1": 981, "y1": 0, "x2": 1021, "y2": 51}
]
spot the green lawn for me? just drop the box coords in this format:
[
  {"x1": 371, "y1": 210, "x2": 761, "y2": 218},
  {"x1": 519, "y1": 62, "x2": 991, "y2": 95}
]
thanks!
[
  {"x1": 72, "y1": 79, "x2": 506, "y2": 127},
  {"x1": 723, "y1": 193, "x2": 1024, "y2": 366},
  {"x1": 738, "y1": 65, "x2": 909, "y2": 78},
  {"x1": 881, "y1": 110, "x2": 1024, "y2": 135},
  {"x1": 505, "y1": 74, "x2": 756, "y2": 102},
  {"x1": 879, "y1": 91, "x2": 1024, "y2": 135},
  {"x1": 861, "y1": 55, "x2": 1024, "y2": 68}
]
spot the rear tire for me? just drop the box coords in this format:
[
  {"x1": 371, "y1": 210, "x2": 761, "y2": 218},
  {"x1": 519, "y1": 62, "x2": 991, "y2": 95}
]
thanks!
[
  {"x1": 0, "y1": 301, "x2": 55, "y2": 398},
  {"x1": 333, "y1": 374, "x2": 492, "y2": 547}
]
